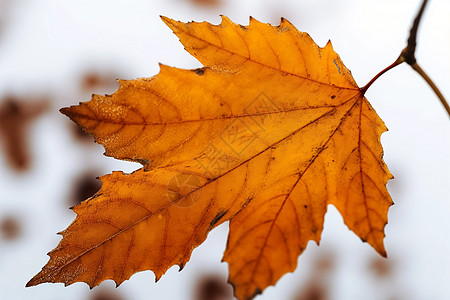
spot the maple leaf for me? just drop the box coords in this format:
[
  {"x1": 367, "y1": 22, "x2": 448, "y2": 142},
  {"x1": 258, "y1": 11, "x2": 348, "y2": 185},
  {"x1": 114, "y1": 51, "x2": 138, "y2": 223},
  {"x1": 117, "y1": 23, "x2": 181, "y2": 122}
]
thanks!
[{"x1": 27, "y1": 16, "x2": 393, "y2": 300}]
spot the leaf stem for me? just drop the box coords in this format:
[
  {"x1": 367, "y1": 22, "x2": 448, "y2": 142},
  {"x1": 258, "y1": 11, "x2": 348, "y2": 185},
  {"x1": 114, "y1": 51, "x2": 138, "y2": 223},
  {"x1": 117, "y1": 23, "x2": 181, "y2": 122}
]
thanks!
[{"x1": 359, "y1": 56, "x2": 404, "y2": 95}]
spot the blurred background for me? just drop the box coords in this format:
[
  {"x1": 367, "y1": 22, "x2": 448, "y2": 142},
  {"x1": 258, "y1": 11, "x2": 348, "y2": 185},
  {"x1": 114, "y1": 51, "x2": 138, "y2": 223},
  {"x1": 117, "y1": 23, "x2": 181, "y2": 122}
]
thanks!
[{"x1": 0, "y1": 0, "x2": 449, "y2": 299}]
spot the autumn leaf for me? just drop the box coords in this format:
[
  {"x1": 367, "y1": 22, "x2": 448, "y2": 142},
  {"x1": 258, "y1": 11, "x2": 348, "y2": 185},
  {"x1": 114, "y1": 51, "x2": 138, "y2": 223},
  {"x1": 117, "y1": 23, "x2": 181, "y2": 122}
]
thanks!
[{"x1": 27, "y1": 16, "x2": 393, "y2": 300}]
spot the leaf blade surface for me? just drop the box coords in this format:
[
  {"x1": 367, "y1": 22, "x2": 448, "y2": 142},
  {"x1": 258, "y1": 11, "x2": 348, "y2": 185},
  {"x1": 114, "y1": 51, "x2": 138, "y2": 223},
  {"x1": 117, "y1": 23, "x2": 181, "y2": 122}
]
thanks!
[{"x1": 29, "y1": 16, "x2": 392, "y2": 300}]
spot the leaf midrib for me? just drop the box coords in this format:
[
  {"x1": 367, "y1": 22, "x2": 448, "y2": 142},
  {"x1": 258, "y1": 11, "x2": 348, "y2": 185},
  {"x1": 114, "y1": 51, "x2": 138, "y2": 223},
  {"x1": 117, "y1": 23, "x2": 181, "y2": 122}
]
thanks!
[{"x1": 66, "y1": 103, "x2": 340, "y2": 126}]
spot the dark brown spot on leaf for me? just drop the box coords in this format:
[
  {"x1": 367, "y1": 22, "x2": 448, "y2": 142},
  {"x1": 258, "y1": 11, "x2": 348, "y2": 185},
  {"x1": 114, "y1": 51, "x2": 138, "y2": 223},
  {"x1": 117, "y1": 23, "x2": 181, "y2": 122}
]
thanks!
[
  {"x1": 250, "y1": 288, "x2": 262, "y2": 299},
  {"x1": 194, "y1": 68, "x2": 205, "y2": 76},
  {"x1": 208, "y1": 210, "x2": 227, "y2": 231}
]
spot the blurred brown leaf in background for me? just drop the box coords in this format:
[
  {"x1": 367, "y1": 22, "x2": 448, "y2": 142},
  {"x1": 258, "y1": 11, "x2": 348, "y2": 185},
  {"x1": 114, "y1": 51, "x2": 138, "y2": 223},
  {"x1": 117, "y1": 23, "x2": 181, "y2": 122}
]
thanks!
[
  {"x1": 294, "y1": 250, "x2": 335, "y2": 300},
  {"x1": 369, "y1": 256, "x2": 392, "y2": 278},
  {"x1": 88, "y1": 286, "x2": 125, "y2": 300},
  {"x1": 81, "y1": 71, "x2": 120, "y2": 93},
  {"x1": 0, "y1": 214, "x2": 21, "y2": 241},
  {"x1": 194, "y1": 273, "x2": 233, "y2": 300},
  {"x1": 189, "y1": 0, "x2": 222, "y2": 7},
  {"x1": 69, "y1": 171, "x2": 102, "y2": 207},
  {"x1": 0, "y1": 97, "x2": 48, "y2": 171}
]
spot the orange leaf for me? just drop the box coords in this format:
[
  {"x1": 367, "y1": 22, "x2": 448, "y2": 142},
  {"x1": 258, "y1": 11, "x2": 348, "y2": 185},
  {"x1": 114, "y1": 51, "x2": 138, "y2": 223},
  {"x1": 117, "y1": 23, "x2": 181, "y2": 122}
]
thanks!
[{"x1": 28, "y1": 16, "x2": 393, "y2": 300}]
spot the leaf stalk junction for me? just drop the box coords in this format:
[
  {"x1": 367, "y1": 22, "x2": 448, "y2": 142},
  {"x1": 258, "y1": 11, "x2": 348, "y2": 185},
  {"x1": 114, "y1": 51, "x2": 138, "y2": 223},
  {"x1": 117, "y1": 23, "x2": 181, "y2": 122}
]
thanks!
[{"x1": 360, "y1": 0, "x2": 449, "y2": 117}]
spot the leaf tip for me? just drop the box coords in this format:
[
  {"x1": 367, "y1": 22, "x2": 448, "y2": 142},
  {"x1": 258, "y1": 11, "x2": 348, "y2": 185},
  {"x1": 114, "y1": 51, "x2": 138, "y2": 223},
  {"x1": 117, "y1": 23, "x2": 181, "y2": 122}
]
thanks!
[
  {"x1": 325, "y1": 39, "x2": 334, "y2": 50},
  {"x1": 159, "y1": 15, "x2": 170, "y2": 23},
  {"x1": 59, "y1": 106, "x2": 69, "y2": 116},
  {"x1": 26, "y1": 271, "x2": 47, "y2": 288},
  {"x1": 374, "y1": 242, "x2": 388, "y2": 258},
  {"x1": 25, "y1": 279, "x2": 34, "y2": 288},
  {"x1": 362, "y1": 235, "x2": 388, "y2": 258},
  {"x1": 60, "y1": 106, "x2": 78, "y2": 119},
  {"x1": 158, "y1": 63, "x2": 172, "y2": 74},
  {"x1": 280, "y1": 17, "x2": 294, "y2": 27},
  {"x1": 219, "y1": 15, "x2": 232, "y2": 26},
  {"x1": 160, "y1": 16, "x2": 179, "y2": 32}
]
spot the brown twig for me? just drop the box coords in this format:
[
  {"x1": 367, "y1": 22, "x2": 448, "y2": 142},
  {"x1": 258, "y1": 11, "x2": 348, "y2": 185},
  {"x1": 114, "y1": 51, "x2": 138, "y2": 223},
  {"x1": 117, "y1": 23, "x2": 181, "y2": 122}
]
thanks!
[
  {"x1": 411, "y1": 63, "x2": 450, "y2": 115},
  {"x1": 400, "y1": 0, "x2": 428, "y2": 65},
  {"x1": 361, "y1": 0, "x2": 450, "y2": 117}
]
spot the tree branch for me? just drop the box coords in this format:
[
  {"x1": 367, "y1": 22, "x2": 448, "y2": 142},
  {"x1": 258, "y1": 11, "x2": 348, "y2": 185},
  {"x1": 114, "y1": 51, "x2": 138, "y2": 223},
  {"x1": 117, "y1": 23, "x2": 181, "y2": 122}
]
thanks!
[
  {"x1": 400, "y1": 0, "x2": 428, "y2": 65},
  {"x1": 362, "y1": 0, "x2": 449, "y2": 117},
  {"x1": 411, "y1": 63, "x2": 450, "y2": 116}
]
